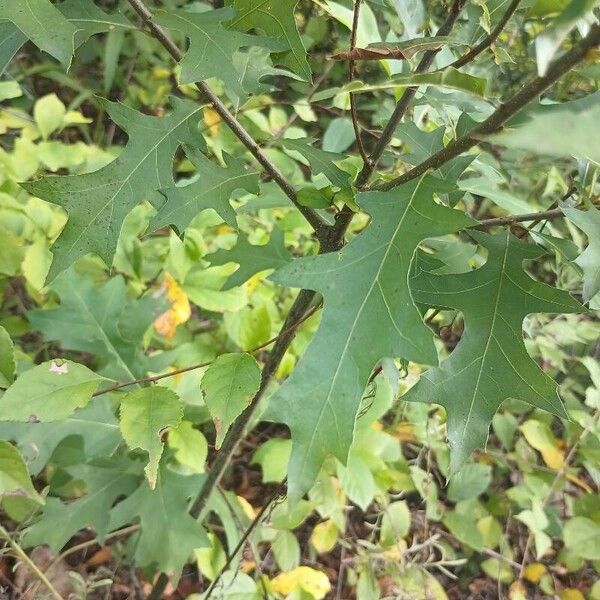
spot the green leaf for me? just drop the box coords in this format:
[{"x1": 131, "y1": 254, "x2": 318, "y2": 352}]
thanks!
[
  {"x1": 168, "y1": 420, "x2": 208, "y2": 474},
  {"x1": 184, "y1": 263, "x2": 248, "y2": 313},
  {"x1": 380, "y1": 500, "x2": 411, "y2": 546},
  {"x1": 0, "y1": 360, "x2": 105, "y2": 422},
  {"x1": 404, "y1": 231, "x2": 582, "y2": 473},
  {"x1": 226, "y1": 0, "x2": 311, "y2": 80},
  {"x1": 155, "y1": 7, "x2": 281, "y2": 102},
  {"x1": 447, "y1": 463, "x2": 492, "y2": 502},
  {"x1": 0, "y1": 440, "x2": 43, "y2": 504},
  {"x1": 119, "y1": 387, "x2": 183, "y2": 488},
  {"x1": 201, "y1": 353, "x2": 261, "y2": 448},
  {"x1": 231, "y1": 46, "x2": 299, "y2": 110},
  {"x1": 24, "y1": 458, "x2": 141, "y2": 550},
  {"x1": 151, "y1": 145, "x2": 259, "y2": 234},
  {"x1": 29, "y1": 270, "x2": 166, "y2": 381},
  {"x1": 267, "y1": 175, "x2": 474, "y2": 501},
  {"x1": 535, "y1": 0, "x2": 599, "y2": 76},
  {"x1": 516, "y1": 501, "x2": 552, "y2": 558},
  {"x1": 22, "y1": 98, "x2": 204, "y2": 281},
  {"x1": 0, "y1": 325, "x2": 15, "y2": 388},
  {"x1": 489, "y1": 92, "x2": 600, "y2": 164},
  {"x1": 252, "y1": 438, "x2": 292, "y2": 483},
  {"x1": 206, "y1": 227, "x2": 292, "y2": 290},
  {"x1": 0, "y1": 22, "x2": 26, "y2": 74},
  {"x1": 0, "y1": 1, "x2": 132, "y2": 73},
  {"x1": 562, "y1": 204, "x2": 600, "y2": 302},
  {"x1": 281, "y1": 138, "x2": 352, "y2": 191},
  {"x1": 312, "y1": 67, "x2": 488, "y2": 101},
  {"x1": 563, "y1": 516, "x2": 600, "y2": 560},
  {"x1": 0, "y1": 397, "x2": 121, "y2": 475},
  {"x1": 109, "y1": 465, "x2": 208, "y2": 575},
  {"x1": 57, "y1": 0, "x2": 133, "y2": 48},
  {"x1": 0, "y1": 0, "x2": 77, "y2": 67}
]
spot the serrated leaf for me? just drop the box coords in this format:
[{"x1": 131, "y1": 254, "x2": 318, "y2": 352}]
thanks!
[
  {"x1": 0, "y1": 0, "x2": 77, "y2": 67},
  {"x1": 0, "y1": 440, "x2": 43, "y2": 504},
  {"x1": 0, "y1": 397, "x2": 121, "y2": 475},
  {"x1": 201, "y1": 353, "x2": 261, "y2": 448},
  {"x1": 22, "y1": 98, "x2": 203, "y2": 281},
  {"x1": 0, "y1": 325, "x2": 15, "y2": 388},
  {"x1": 109, "y1": 465, "x2": 208, "y2": 575},
  {"x1": 281, "y1": 137, "x2": 352, "y2": 191},
  {"x1": 206, "y1": 227, "x2": 292, "y2": 290},
  {"x1": 23, "y1": 458, "x2": 141, "y2": 550},
  {"x1": 0, "y1": 359, "x2": 105, "y2": 422},
  {"x1": 405, "y1": 231, "x2": 582, "y2": 473},
  {"x1": 267, "y1": 175, "x2": 474, "y2": 501},
  {"x1": 29, "y1": 270, "x2": 166, "y2": 381},
  {"x1": 226, "y1": 0, "x2": 311, "y2": 80},
  {"x1": 151, "y1": 145, "x2": 259, "y2": 234},
  {"x1": 119, "y1": 387, "x2": 183, "y2": 488},
  {"x1": 562, "y1": 204, "x2": 600, "y2": 302},
  {"x1": 155, "y1": 7, "x2": 281, "y2": 102}
]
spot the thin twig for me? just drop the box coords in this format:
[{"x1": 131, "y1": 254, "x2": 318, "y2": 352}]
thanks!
[
  {"x1": 349, "y1": 0, "x2": 370, "y2": 167},
  {"x1": 203, "y1": 481, "x2": 287, "y2": 600},
  {"x1": 125, "y1": 0, "x2": 329, "y2": 241},
  {"x1": 473, "y1": 207, "x2": 565, "y2": 229},
  {"x1": 0, "y1": 524, "x2": 63, "y2": 600},
  {"x1": 450, "y1": 0, "x2": 522, "y2": 69},
  {"x1": 354, "y1": 0, "x2": 467, "y2": 189},
  {"x1": 93, "y1": 303, "x2": 320, "y2": 396},
  {"x1": 378, "y1": 24, "x2": 600, "y2": 192}
]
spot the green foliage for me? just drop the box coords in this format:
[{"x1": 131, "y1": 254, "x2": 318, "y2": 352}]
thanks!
[
  {"x1": 406, "y1": 231, "x2": 582, "y2": 472},
  {"x1": 201, "y1": 353, "x2": 261, "y2": 448},
  {"x1": 268, "y1": 175, "x2": 473, "y2": 500},
  {"x1": 0, "y1": 0, "x2": 599, "y2": 597},
  {"x1": 119, "y1": 386, "x2": 183, "y2": 488},
  {"x1": 23, "y1": 99, "x2": 203, "y2": 281}
]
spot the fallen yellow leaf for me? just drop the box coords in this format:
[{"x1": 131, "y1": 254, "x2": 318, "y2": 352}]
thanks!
[
  {"x1": 270, "y1": 566, "x2": 331, "y2": 600},
  {"x1": 310, "y1": 520, "x2": 339, "y2": 554},
  {"x1": 523, "y1": 562, "x2": 547, "y2": 584},
  {"x1": 559, "y1": 589, "x2": 585, "y2": 600},
  {"x1": 154, "y1": 273, "x2": 191, "y2": 338},
  {"x1": 237, "y1": 495, "x2": 256, "y2": 519},
  {"x1": 509, "y1": 581, "x2": 528, "y2": 600}
]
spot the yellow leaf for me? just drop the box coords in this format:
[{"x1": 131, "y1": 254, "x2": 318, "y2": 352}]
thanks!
[
  {"x1": 389, "y1": 422, "x2": 415, "y2": 442},
  {"x1": 245, "y1": 272, "x2": 265, "y2": 294},
  {"x1": 241, "y1": 560, "x2": 256, "y2": 574},
  {"x1": 154, "y1": 273, "x2": 191, "y2": 338},
  {"x1": 520, "y1": 420, "x2": 564, "y2": 470},
  {"x1": 523, "y1": 563, "x2": 547, "y2": 584},
  {"x1": 310, "y1": 520, "x2": 339, "y2": 554},
  {"x1": 204, "y1": 107, "x2": 221, "y2": 136},
  {"x1": 378, "y1": 539, "x2": 407, "y2": 561},
  {"x1": 509, "y1": 581, "x2": 528, "y2": 600},
  {"x1": 270, "y1": 566, "x2": 331, "y2": 600},
  {"x1": 559, "y1": 590, "x2": 585, "y2": 600},
  {"x1": 216, "y1": 224, "x2": 235, "y2": 235},
  {"x1": 237, "y1": 495, "x2": 256, "y2": 519},
  {"x1": 151, "y1": 67, "x2": 171, "y2": 80}
]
